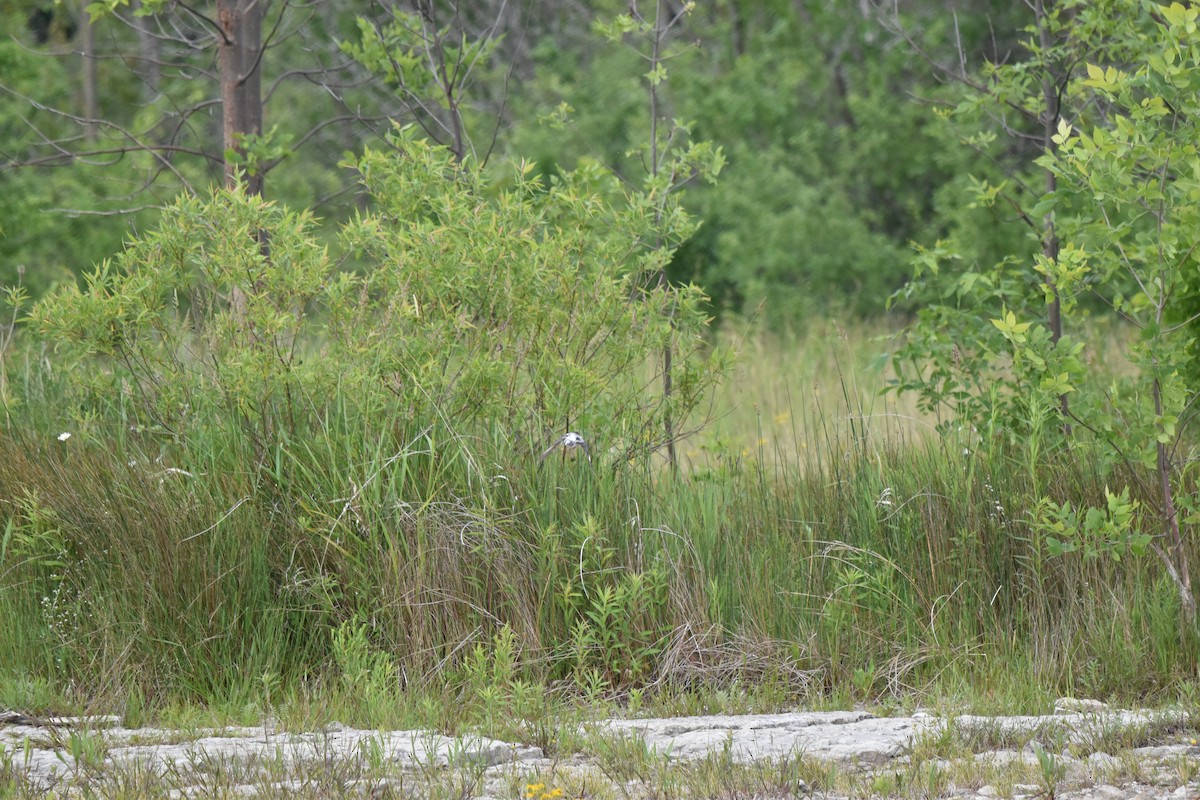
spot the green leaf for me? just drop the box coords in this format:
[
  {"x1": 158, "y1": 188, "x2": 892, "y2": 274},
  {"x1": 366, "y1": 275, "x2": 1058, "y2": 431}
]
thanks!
[
  {"x1": 1046, "y1": 537, "x2": 1071, "y2": 557},
  {"x1": 1161, "y1": 2, "x2": 1195, "y2": 29},
  {"x1": 1051, "y1": 117, "x2": 1074, "y2": 146}
]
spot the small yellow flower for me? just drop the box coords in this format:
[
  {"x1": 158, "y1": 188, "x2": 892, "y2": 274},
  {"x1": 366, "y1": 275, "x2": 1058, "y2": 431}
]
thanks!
[{"x1": 524, "y1": 783, "x2": 563, "y2": 800}]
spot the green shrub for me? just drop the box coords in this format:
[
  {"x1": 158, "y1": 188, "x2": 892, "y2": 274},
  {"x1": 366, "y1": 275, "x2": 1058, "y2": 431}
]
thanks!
[
  {"x1": 31, "y1": 128, "x2": 721, "y2": 465},
  {"x1": 340, "y1": 127, "x2": 722, "y2": 457},
  {"x1": 10, "y1": 130, "x2": 725, "y2": 697}
]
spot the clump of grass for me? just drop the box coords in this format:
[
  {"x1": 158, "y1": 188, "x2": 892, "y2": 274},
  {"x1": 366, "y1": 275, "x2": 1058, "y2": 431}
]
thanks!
[{"x1": 673, "y1": 750, "x2": 834, "y2": 798}]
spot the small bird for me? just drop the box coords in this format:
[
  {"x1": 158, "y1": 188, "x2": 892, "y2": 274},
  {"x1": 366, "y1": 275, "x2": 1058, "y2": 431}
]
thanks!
[{"x1": 539, "y1": 431, "x2": 591, "y2": 464}]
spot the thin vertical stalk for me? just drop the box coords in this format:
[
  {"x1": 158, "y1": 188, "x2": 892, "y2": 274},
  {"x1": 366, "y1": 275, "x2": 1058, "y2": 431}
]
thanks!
[
  {"x1": 647, "y1": 0, "x2": 677, "y2": 470},
  {"x1": 1153, "y1": 376, "x2": 1195, "y2": 624},
  {"x1": 1034, "y1": 0, "x2": 1070, "y2": 427}
]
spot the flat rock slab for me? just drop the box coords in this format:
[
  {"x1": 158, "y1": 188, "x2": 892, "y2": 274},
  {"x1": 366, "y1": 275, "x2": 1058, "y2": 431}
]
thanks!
[
  {"x1": 593, "y1": 708, "x2": 1186, "y2": 764},
  {"x1": 952, "y1": 710, "x2": 1181, "y2": 739},
  {"x1": 0, "y1": 721, "x2": 543, "y2": 785},
  {"x1": 1, "y1": 707, "x2": 1192, "y2": 795},
  {"x1": 595, "y1": 710, "x2": 919, "y2": 763}
]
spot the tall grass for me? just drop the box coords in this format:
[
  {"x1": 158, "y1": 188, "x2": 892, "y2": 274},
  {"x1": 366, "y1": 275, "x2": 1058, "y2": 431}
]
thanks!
[{"x1": 0, "y1": 319, "x2": 1196, "y2": 720}]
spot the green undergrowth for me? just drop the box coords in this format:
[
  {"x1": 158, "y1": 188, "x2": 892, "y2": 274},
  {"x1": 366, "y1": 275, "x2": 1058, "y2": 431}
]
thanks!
[
  {"x1": 0, "y1": 137, "x2": 1197, "y2": 726},
  {"x1": 1, "y1": 328, "x2": 1197, "y2": 725}
]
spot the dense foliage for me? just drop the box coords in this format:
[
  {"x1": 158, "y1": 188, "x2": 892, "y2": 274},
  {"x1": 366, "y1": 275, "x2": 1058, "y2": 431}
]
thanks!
[
  {"x1": 2, "y1": 0, "x2": 1200, "y2": 716},
  {"x1": 0, "y1": 0, "x2": 1021, "y2": 317},
  {"x1": 29, "y1": 129, "x2": 721, "y2": 462}
]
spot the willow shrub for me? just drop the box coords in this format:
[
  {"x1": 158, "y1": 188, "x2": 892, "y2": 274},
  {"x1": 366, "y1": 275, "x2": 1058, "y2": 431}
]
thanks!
[
  {"x1": 9, "y1": 130, "x2": 725, "y2": 697},
  {"x1": 31, "y1": 127, "x2": 721, "y2": 463}
]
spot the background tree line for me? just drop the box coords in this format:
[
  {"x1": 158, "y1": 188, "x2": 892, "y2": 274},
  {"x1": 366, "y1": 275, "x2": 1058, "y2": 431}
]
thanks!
[
  {"x1": 5, "y1": 0, "x2": 1200, "y2": 706},
  {"x1": 2, "y1": 0, "x2": 1032, "y2": 318}
]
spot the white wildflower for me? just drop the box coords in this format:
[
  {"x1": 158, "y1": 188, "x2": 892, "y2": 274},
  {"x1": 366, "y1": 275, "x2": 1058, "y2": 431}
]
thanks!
[{"x1": 57, "y1": 432, "x2": 71, "y2": 442}]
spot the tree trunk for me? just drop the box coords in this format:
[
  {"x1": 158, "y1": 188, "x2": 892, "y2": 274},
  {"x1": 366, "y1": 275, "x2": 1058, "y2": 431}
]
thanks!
[
  {"x1": 80, "y1": 0, "x2": 98, "y2": 142},
  {"x1": 131, "y1": 0, "x2": 161, "y2": 101},
  {"x1": 216, "y1": 0, "x2": 269, "y2": 345},
  {"x1": 217, "y1": 0, "x2": 265, "y2": 196}
]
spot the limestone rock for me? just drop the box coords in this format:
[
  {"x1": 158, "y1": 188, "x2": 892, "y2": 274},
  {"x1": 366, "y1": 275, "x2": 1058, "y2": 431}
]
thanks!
[
  {"x1": 1089, "y1": 752, "x2": 1122, "y2": 771},
  {"x1": 1, "y1": 706, "x2": 1194, "y2": 798},
  {"x1": 595, "y1": 710, "x2": 919, "y2": 764},
  {"x1": 1055, "y1": 697, "x2": 1110, "y2": 714}
]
